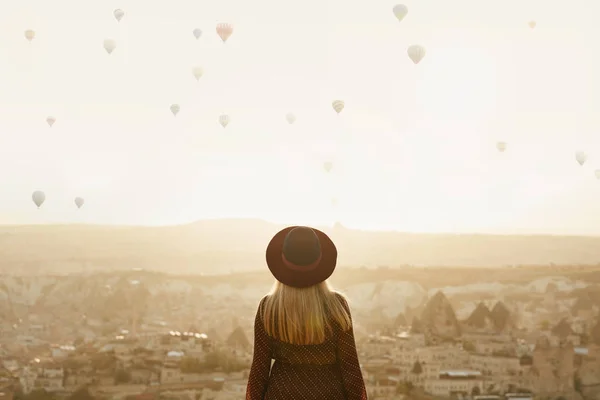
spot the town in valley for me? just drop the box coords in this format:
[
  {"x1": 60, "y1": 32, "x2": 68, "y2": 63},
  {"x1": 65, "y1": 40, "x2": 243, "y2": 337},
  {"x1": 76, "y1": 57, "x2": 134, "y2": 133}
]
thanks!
[{"x1": 1, "y1": 263, "x2": 599, "y2": 400}]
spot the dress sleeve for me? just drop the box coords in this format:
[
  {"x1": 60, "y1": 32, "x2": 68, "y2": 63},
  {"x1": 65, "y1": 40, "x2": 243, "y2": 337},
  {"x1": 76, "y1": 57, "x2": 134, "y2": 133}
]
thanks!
[
  {"x1": 335, "y1": 294, "x2": 368, "y2": 400},
  {"x1": 246, "y1": 296, "x2": 273, "y2": 400}
]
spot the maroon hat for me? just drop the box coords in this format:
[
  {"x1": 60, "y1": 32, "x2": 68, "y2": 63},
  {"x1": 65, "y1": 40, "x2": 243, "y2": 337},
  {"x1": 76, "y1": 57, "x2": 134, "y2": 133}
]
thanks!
[{"x1": 266, "y1": 226, "x2": 337, "y2": 288}]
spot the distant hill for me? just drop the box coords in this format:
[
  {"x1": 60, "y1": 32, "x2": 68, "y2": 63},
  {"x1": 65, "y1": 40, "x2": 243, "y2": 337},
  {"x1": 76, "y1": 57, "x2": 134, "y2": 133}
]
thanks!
[{"x1": 0, "y1": 219, "x2": 600, "y2": 274}]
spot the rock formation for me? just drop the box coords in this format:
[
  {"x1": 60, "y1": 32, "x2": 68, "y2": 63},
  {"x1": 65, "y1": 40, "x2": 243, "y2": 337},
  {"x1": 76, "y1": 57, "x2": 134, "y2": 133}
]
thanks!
[
  {"x1": 226, "y1": 326, "x2": 250, "y2": 349},
  {"x1": 419, "y1": 291, "x2": 461, "y2": 338},
  {"x1": 465, "y1": 302, "x2": 495, "y2": 332},
  {"x1": 551, "y1": 319, "x2": 574, "y2": 340},
  {"x1": 490, "y1": 301, "x2": 513, "y2": 331}
]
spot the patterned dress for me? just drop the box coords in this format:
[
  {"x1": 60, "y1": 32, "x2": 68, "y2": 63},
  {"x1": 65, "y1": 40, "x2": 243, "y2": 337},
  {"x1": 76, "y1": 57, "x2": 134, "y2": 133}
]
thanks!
[{"x1": 246, "y1": 293, "x2": 368, "y2": 400}]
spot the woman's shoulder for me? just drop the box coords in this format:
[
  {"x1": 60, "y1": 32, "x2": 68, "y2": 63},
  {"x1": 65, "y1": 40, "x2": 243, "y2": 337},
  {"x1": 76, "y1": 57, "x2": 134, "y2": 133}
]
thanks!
[
  {"x1": 332, "y1": 291, "x2": 350, "y2": 308},
  {"x1": 257, "y1": 294, "x2": 270, "y2": 309},
  {"x1": 332, "y1": 291, "x2": 346, "y2": 300}
]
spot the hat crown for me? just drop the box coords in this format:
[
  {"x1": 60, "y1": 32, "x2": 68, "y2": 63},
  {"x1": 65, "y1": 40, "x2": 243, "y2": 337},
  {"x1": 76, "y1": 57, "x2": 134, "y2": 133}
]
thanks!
[{"x1": 282, "y1": 227, "x2": 321, "y2": 266}]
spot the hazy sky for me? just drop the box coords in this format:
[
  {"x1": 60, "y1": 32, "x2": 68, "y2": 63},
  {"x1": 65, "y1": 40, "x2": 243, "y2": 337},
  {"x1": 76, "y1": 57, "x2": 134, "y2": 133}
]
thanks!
[{"x1": 1, "y1": 0, "x2": 600, "y2": 234}]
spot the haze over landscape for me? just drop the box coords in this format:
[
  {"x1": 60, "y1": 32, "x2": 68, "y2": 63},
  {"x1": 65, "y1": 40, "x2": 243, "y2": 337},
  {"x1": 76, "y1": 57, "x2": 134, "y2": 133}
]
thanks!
[
  {"x1": 2, "y1": 219, "x2": 600, "y2": 276},
  {"x1": 2, "y1": 0, "x2": 600, "y2": 234}
]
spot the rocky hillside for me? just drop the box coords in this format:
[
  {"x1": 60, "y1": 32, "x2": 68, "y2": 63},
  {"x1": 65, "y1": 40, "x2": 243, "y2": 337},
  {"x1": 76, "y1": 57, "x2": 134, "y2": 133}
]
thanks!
[
  {"x1": 1, "y1": 220, "x2": 600, "y2": 275},
  {"x1": 0, "y1": 269, "x2": 597, "y2": 326}
]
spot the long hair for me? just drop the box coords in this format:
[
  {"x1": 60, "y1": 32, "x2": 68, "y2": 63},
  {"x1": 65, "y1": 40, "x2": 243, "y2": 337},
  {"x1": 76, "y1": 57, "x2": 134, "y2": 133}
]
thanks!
[{"x1": 262, "y1": 280, "x2": 352, "y2": 345}]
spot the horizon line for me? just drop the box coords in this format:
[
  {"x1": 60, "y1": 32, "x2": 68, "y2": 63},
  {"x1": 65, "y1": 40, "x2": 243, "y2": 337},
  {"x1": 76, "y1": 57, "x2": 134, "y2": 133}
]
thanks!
[{"x1": 0, "y1": 217, "x2": 599, "y2": 238}]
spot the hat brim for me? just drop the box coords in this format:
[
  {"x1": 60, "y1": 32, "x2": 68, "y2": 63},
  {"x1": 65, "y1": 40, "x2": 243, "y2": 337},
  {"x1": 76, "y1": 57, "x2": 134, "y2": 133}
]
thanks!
[{"x1": 266, "y1": 226, "x2": 337, "y2": 288}]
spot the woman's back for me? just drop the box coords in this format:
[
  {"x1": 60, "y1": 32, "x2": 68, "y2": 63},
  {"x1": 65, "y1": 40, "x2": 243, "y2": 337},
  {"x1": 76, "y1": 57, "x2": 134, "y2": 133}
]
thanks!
[
  {"x1": 247, "y1": 293, "x2": 367, "y2": 400},
  {"x1": 246, "y1": 226, "x2": 367, "y2": 399},
  {"x1": 269, "y1": 291, "x2": 345, "y2": 365}
]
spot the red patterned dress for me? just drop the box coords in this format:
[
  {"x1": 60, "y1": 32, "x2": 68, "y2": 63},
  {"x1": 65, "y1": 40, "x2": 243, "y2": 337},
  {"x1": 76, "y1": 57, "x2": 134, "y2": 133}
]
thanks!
[{"x1": 246, "y1": 293, "x2": 368, "y2": 400}]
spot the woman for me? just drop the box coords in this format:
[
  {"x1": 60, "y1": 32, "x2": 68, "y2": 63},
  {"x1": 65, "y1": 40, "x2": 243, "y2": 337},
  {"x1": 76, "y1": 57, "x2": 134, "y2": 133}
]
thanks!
[{"x1": 246, "y1": 226, "x2": 368, "y2": 400}]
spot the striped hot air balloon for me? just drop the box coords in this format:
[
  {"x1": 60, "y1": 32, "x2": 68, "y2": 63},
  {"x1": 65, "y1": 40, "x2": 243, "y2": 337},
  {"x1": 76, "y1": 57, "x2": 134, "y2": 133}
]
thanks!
[
  {"x1": 219, "y1": 114, "x2": 230, "y2": 128},
  {"x1": 216, "y1": 23, "x2": 233, "y2": 42},
  {"x1": 332, "y1": 100, "x2": 344, "y2": 114}
]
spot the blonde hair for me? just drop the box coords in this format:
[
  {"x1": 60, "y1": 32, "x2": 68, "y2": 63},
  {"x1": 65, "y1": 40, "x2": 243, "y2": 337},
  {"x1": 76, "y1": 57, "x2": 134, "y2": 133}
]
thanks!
[{"x1": 262, "y1": 280, "x2": 352, "y2": 345}]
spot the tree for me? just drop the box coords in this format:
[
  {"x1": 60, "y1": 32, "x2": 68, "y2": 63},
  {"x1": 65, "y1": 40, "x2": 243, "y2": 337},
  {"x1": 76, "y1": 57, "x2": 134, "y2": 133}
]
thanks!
[
  {"x1": 506, "y1": 384, "x2": 517, "y2": 393},
  {"x1": 540, "y1": 320, "x2": 550, "y2": 330},
  {"x1": 204, "y1": 351, "x2": 246, "y2": 373},
  {"x1": 462, "y1": 341, "x2": 476, "y2": 352},
  {"x1": 24, "y1": 390, "x2": 55, "y2": 400},
  {"x1": 68, "y1": 387, "x2": 94, "y2": 400},
  {"x1": 180, "y1": 352, "x2": 247, "y2": 374},
  {"x1": 471, "y1": 386, "x2": 481, "y2": 396},
  {"x1": 396, "y1": 381, "x2": 413, "y2": 395},
  {"x1": 204, "y1": 352, "x2": 222, "y2": 370},
  {"x1": 63, "y1": 357, "x2": 87, "y2": 370},
  {"x1": 180, "y1": 357, "x2": 203, "y2": 373},
  {"x1": 114, "y1": 369, "x2": 131, "y2": 384},
  {"x1": 13, "y1": 387, "x2": 25, "y2": 400},
  {"x1": 516, "y1": 388, "x2": 532, "y2": 393},
  {"x1": 91, "y1": 353, "x2": 116, "y2": 371},
  {"x1": 574, "y1": 376, "x2": 582, "y2": 392}
]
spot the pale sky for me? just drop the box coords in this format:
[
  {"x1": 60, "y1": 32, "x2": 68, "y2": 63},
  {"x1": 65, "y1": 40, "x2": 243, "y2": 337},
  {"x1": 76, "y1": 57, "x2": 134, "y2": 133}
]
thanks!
[{"x1": 1, "y1": 0, "x2": 600, "y2": 234}]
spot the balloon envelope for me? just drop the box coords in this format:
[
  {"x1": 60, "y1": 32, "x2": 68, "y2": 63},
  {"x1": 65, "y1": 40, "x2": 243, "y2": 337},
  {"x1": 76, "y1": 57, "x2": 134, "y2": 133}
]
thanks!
[
  {"x1": 332, "y1": 100, "x2": 345, "y2": 114},
  {"x1": 528, "y1": 21, "x2": 536, "y2": 29},
  {"x1": 393, "y1": 4, "x2": 408, "y2": 22},
  {"x1": 170, "y1": 104, "x2": 180, "y2": 116},
  {"x1": 32, "y1": 191, "x2": 45, "y2": 208},
  {"x1": 496, "y1": 142, "x2": 507, "y2": 152},
  {"x1": 407, "y1": 45, "x2": 426, "y2": 64},
  {"x1": 75, "y1": 197, "x2": 84, "y2": 209},
  {"x1": 46, "y1": 117, "x2": 56, "y2": 127},
  {"x1": 193, "y1": 28, "x2": 202, "y2": 39},
  {"x1": 103, "y1": 39, "x2": 116, "y2": 54},
  {"x1": 192, "y1": 67, "x2": 204, "y2": 81},
  {"x1": 216, "y1": 23, "x2": 233, "y2": 42},
  {"x1": 575, "y1": 151, "x2": 587, "y2": 166},
  {"x1": 114, "y1": 9, "x2": 125, "y2": 22},
  {"x1": 323, "y1": 162, "x2": 333, "y2": 172},
  {"x1": 286, "y1": 113, "x2": 296, "y2": 124},
  {"x1": 25, "y1": 30, "x2": 35, "y2": 42},
  {"x1": 219, "y1": 115, "x2": 230, "y2": 128}
]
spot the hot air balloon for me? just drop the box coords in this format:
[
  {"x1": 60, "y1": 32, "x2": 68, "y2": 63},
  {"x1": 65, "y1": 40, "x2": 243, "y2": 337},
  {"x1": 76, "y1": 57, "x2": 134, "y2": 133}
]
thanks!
[
  {"x1": 407, "y1": 45, "x2": 426, "y2": 64},
  {"x1": 114, "y1": 9, "x2": 125, "y2": 22},
  {"x1": 286, "y1": 113, "x2": 296, "y2": 124},
  {"x1": 576, "y1": 151, "x2": 587, "y2": 166},
  {"x1": 74, "y1": 197, "x2": 84, "y2": 209},
  {"x1": 219, "y1": 115, "x2": 230, "y2": 128},
  {"x1": 393, "y1": 4, "x2": 408, "y2": 22},
  {"x1": 103, "y1": 39, "x2": 116, "y2": 54},
  {"x1": 496, "y1": 142, "x2": 507, "y2": 152},
  {"x1": 331, "y1": 197, "x2": 338, "y2": 207},
  {"x1": 192, "y1": 67, "x2": 204, "y2": 81},
  {"x1": 323, "y1": 162, "x2": 333, "y2": 173},
  {"x1": 216, "y1": 23, "x2": 233, "y2": 43},
  {"x1": 24, "y1": 30, "x2": 35, "y2": 42},
  {"x1": 46, "y1": 117, "x2": 56, "y2": 127},
  {"x1": 528, "y1": 21, "x2": 536, "y2": 29},
  {"x1": 595, "y1": 170, "x2": 600, "y2": 179},
  {"x1": 332, "y1": 100, "x2": 344, "y2": 114},
  {"x1": 193, "y1": 28, "x2": 202, "y2": 39},
  {"x1": 170, "y1": 104, "x2": 180, "y2": 116},
  {"x1": 32, "y1": 191, "x2": 45, "y2": 209}
]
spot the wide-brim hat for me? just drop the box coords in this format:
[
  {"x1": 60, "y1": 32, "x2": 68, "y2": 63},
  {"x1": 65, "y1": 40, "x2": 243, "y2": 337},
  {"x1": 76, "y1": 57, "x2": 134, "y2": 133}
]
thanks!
[{"x1": 266, "y1": 226, "x2": 337, "y2": 288}]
